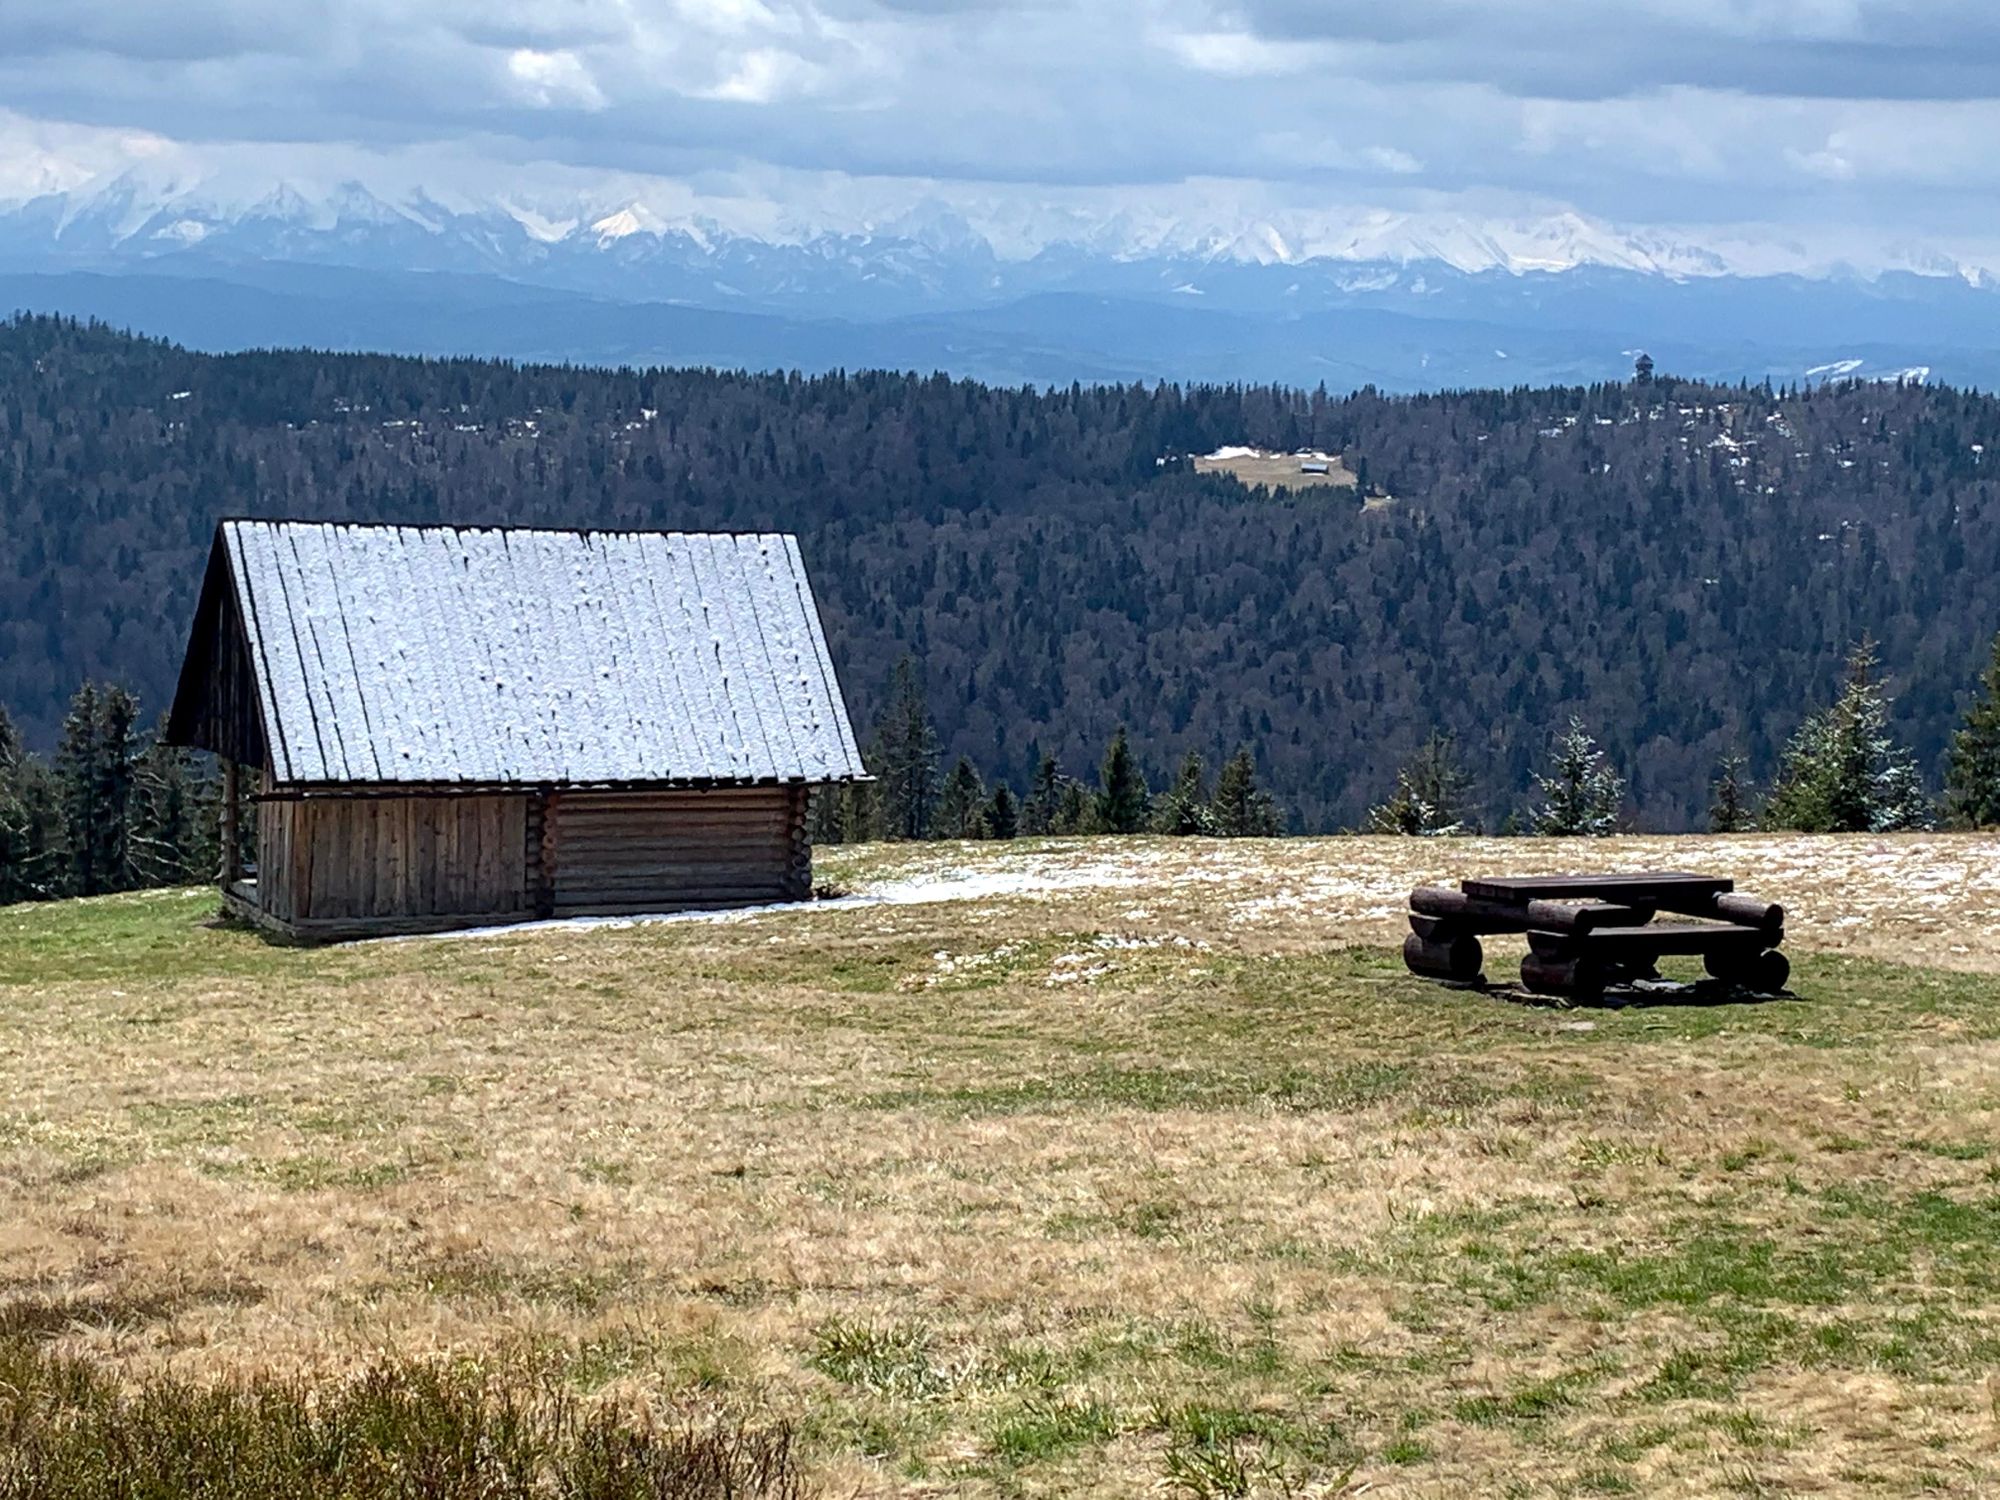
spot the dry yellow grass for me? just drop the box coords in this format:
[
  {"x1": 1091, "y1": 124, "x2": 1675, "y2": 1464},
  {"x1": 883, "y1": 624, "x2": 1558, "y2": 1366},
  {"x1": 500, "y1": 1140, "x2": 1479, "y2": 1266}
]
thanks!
[{"x1": 4, "y1": 832, "x2": 2000, "y2": 1496}]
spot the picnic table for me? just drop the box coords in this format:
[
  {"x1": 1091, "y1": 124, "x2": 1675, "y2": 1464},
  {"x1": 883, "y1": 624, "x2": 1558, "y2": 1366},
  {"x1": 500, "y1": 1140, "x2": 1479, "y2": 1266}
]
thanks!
[{"x1": 1403, "y1": 871, "x2": 1788, "y2": 1002}]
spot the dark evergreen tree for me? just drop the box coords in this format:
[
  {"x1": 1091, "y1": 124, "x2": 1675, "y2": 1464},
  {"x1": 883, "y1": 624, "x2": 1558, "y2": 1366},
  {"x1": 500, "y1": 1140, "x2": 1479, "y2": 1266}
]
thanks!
[
  {"x1": 1021, "y1": 754, "x2": 1066, "y2": 836},
  {"x1": 1946, "y1": 630, "x2": 2000, "y2": 828},
  {"x1": 1094, "y1": 726, "x2": 1150, "y2": 834},
  {"x1": 1764, "y1": 640, "x2": 1934, "y2": 832},
  {"x1": 935, "y1": 756, "x2": 987, "y2": 839},
  {"x1": 0, "y1": 707, "x2": 51, "y2": 903},
  {"x1": 1707, "y1": 751, "x2": 1756, "y2": 833},
  {"x1": 129, "y1": 716, "x2": 218, "y2": 886},
  {"x1": 1531, "y1": 718, "x2": 1625, "y2": 836},
  {"x1": 1210, "y1": 746, "x2": 1282, "y2": 836},
  {"x1": 806, "y1": 783, "x2": 846, "y2": 845},
  {"x1": 1054, "y1": 780, "x2": 1092, "y2": 835},
  {"x1": 984, "y1": 783, "x2": 1020, "y2": 840},
  {"x1": 0, "y1": 749, "x2": 63, "y2": 905},
  {"x1": 1152, "y1": 750, "x2": 1215, "y2": 835},
  {"x1": 871, "y1": 658, "x2": 939, "y2": 841},
  {"x1": 57, "y1": 682, "x2": 143, "y2": 896},
  {"x1": 1366, "y1": 732, "x2": 1475, "y2": 835},
  {"x1": 54, "y1": 681, "x2": 101, "y2": 897},
  {"x1": 809, "y1": 776, "x2": 884, "y2": 846}
]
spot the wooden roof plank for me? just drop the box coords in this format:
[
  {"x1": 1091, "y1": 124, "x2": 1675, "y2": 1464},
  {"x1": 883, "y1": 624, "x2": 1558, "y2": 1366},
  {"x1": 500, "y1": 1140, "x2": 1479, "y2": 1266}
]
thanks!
[{"x1": 183, "y1": 521, "x2": 867, "y2": 788}]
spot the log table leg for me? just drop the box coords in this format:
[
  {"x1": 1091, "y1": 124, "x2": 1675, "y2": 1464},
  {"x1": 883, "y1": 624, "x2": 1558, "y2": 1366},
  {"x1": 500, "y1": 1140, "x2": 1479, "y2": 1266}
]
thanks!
[
  {"x1": 1403, "y1": 931, "x2": 1485, "y2": 983},
  {"x1": 1520, "y1": 953, "x2": 1605, "y2": 1004},
  {"x1": 1705, "y1": 948, "x2": 1790, "y2": 994}
]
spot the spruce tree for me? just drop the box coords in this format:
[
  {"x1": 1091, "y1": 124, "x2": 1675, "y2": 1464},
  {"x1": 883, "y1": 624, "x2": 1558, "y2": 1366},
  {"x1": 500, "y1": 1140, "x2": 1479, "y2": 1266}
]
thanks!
[
  {"x1": 935, "y1": 756, "x2": 987, "y2": 839},
  {"x1": 984, "y1": 783, "x2": 1020, "y2": 840},
  {"x1": 1054, "y1": 780, "x2": 1092, "y2": 835},
  {"x1": 806, "y1": 783, "x2": 847, "y2": 845},
  {"x1": 1764, "y1": 640, "x2": 1935, "y2": 832},
  {"x1": 871, "y1": 658, "x2": 939, "y2": 841},
  {"x1": 58, "y1": 682, "x2": 144, "y2": 895},
  {"x1": 0, "y1": 749, "x2": 62, "y2": 905},
  {"x1": 841, "y1": 780, "x2": 884, "y2": 844},
  {"x1": 1707, "y1": 751, "x2": 1755, "y2": 833},
  {"x1": 56, "y1": 681, "x2": 100, "y2": 897},
  {"x1": 1094, "y1": 726, "x2": 1150, "y2": 834},
  {"x1": 129, "y1": 727, "x2": 218, "y2": 887},
  {"x1": 1021, "y1": 753, "x2": 1065, "y2": 836},
  {"x1": 1153, "y1": 750, "x2": 1215, "y2": 835},
  {"x1": 0, "y1": 707, "x2": 36, "y2": 903},
  {"x1": 1530, "y1": 718, "x2": 1625, "y2": 837},
  {"x1": 1210, "y1": 745, "x2": 1282, "y2": 836},
  {"x1": 1366, "y1": 732, "x2": 1474, "y2": 835},
  {"x1": 1947, "y1": 630, "x2": 2000, "y2": 828}
]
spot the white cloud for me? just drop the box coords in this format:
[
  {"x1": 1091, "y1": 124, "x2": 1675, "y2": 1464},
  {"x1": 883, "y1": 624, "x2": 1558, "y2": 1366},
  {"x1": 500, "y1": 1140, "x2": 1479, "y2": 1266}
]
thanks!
[
  {"x1": 1789, "y1": 145, "x2": 1856, "y2": 181},
  {"x1": 506, "y1": 48, "x2": 606, "y2": 110},
  {"x1": 694, "y1": 47, "x2": 820, "y2": 103},
  {"x1": 1158, "y1": 30, "x2": 1321, "y2": 77}
]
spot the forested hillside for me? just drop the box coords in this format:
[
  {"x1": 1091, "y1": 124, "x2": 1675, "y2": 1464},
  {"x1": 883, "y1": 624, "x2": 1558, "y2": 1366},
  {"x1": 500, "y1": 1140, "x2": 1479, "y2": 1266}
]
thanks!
[{"x1": 3, "y1": 313, "x2": 1996, "y2": 830}]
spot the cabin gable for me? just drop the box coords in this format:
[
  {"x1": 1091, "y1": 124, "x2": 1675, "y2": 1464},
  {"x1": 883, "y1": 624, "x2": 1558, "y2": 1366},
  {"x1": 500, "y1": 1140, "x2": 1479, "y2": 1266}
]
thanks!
[{"x1": 165, "y1": 534, "x2": 274, "y2": 776}]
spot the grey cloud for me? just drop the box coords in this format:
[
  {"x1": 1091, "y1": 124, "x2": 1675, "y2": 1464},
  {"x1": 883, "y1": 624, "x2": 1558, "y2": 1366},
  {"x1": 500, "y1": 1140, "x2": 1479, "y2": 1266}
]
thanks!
[
  {"x1": 1230, "y1": 0, "x2": 2000, "y2": 101},
  {"x1": 2, "y1": 0, "x2": 1997, "y2": 246}
]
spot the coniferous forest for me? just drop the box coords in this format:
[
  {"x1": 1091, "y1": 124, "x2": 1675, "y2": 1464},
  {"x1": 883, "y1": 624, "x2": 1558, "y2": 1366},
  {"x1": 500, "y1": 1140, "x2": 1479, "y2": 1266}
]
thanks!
[{"x1": 5, "y1": 313, "x2": 2000, "y2": 837}]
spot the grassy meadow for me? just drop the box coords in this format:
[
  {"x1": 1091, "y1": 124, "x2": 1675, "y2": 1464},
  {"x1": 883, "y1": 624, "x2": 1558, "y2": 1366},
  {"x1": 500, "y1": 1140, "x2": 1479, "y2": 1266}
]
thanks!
[{"x1": 3, "y1": 833, "x2": 2000, "y2": 1496}]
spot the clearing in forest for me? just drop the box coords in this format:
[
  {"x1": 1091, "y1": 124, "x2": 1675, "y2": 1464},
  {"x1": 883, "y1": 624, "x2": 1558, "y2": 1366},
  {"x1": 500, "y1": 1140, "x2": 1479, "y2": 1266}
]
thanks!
[
  {"x1": 3, "y1": 832, "x2": 2000, "y2": 1497},
  {"x1": 1190, "y1": 446, "x2": 1359, "y2": 491}
]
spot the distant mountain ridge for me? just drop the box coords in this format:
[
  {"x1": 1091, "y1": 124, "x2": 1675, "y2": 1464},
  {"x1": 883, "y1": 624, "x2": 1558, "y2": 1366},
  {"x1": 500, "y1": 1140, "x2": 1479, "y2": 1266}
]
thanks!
[{"x1": 5, "y1": 165, "x2": 2000, "y2": 389}]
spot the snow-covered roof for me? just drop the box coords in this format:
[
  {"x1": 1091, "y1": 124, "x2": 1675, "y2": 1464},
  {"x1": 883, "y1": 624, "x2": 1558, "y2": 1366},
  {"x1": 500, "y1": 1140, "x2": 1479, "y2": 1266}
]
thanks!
[{"x1": 172, "y1": 520, "x2": 866, "y2": 787}]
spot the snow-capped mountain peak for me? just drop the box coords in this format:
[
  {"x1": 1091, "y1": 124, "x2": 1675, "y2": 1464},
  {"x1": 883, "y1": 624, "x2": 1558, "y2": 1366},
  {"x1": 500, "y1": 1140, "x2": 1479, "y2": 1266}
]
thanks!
[{"x1": 7, "y1": 142, "x2": 2000, "y2": 337}]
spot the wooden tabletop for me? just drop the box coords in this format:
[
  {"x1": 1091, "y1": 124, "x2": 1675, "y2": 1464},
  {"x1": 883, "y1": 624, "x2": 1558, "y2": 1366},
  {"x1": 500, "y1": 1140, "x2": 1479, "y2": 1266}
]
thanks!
[{"x1": 1460, "y1": 871, "x2": 1733, "y2": 904}]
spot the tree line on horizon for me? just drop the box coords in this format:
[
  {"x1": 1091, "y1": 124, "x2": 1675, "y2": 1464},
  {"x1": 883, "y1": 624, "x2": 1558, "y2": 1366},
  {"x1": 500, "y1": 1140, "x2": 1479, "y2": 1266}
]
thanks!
[
  {"x1": 0, "y1": 686, "x2": 216, "y2": 905},
  {"x1": 5, "y1": 631, "x2": 2000, "y2": 909},
  {"x1": 10, "y1": 315, "x2": 2000, "y2": 831},
  {"x1": 807, "y1": 658, "x2": 1283, "y2": 845},
  {"x1": 1366, "y1": 632, "x2": 2000, "y2": 838}
]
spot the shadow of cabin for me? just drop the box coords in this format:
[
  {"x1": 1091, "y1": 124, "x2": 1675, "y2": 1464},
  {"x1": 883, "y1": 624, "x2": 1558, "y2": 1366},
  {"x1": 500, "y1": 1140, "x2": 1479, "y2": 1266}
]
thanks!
[{"x1": 165, "y1": 520, "x2": 869, "y2": 941}]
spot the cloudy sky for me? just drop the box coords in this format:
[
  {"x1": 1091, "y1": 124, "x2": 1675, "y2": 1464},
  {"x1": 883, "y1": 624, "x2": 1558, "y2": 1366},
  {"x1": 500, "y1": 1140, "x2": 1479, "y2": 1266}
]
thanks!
[{"x1": 5, "y1": 0, "x2": 1999, "y2": 259}]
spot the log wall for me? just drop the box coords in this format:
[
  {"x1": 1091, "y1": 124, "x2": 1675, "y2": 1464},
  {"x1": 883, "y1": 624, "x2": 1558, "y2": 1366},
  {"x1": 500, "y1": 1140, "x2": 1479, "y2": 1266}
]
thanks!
[
  {"x1": 547, "y1": 786, "x2": 810, "y2": 915},
  {"x1": 249, "y1": 784, "x2": 813, "y2": 938},
  {"x1": 259, "y1": 794, "x2": 531, "y2": 927}
]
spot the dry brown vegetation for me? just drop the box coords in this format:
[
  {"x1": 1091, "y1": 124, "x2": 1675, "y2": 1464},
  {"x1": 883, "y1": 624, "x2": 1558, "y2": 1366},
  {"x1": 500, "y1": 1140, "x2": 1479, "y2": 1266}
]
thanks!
[{"x1": 4, "y1": 832, "x2": 2000, "y2": 1496}]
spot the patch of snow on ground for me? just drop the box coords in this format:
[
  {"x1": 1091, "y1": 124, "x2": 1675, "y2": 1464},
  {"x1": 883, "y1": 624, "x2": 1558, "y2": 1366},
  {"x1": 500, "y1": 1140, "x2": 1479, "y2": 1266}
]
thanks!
[{"x1": 397, "y1": 856, "x2": 1154, "y2": 943}]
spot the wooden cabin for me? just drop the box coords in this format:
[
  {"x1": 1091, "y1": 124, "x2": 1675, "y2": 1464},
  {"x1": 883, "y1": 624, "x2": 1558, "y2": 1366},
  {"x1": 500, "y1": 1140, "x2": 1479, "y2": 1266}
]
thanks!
[{"x1": 165, "y1": 520, "x2": 868, "y2": 940}]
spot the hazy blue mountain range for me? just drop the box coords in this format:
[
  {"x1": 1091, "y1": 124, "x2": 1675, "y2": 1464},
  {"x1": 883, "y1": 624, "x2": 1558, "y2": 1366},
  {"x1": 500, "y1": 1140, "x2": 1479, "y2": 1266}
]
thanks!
[{"x1": 3, "y1": 174, "x2": 1996, "y2": 389}]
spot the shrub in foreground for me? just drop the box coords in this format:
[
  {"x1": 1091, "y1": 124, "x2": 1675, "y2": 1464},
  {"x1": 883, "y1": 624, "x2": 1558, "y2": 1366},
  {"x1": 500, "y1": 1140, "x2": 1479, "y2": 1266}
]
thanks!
[{"x1": 0, "y1": 1336, "x2": 807, "y2": 1500}]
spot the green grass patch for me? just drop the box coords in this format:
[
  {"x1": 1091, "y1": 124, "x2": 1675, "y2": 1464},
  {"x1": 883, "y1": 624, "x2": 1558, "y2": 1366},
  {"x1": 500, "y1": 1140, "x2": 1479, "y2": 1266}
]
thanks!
[
  {"x1": 988, "y1": 1395, "x2": 1117, "y2": 1464},
  {"x1": 808, "y1": 1319, "x2": 957, "y2": 1401}
]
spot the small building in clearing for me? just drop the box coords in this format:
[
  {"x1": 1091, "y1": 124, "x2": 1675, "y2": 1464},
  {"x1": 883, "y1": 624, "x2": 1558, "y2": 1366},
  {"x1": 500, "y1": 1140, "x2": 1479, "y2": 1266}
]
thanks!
[{"x1": 165, "y1": 520, "x2": 868, "y2": 940}]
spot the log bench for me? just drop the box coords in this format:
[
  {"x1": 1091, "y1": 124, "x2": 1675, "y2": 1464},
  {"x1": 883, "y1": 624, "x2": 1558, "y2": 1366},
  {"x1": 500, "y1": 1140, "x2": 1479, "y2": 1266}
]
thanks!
[{"x1": 1404, "y1": 871, "x2": 1788, "y2": 1002}]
